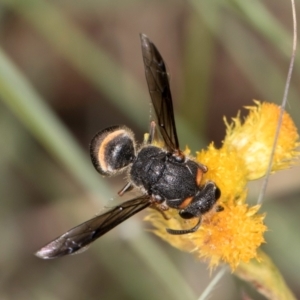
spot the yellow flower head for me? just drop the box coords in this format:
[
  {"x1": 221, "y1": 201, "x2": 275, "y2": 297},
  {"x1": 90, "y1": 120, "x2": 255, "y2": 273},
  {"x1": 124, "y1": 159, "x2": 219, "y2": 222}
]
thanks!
[
  {"x1": 223, "y1": 101, "x2": 299, "y2": 180},
  {"x1": 145, "y1": 101, "x2": 299, "y2": 270}
]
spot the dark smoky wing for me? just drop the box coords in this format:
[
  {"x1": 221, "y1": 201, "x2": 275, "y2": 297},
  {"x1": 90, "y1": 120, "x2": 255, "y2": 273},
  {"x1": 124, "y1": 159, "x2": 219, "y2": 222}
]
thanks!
[
  {"x1": 140, "y1": 33, "x2": 180, "y2": 151},
  {"x1": 35, "y1": 196, "x2": 151, "y2": 259}
]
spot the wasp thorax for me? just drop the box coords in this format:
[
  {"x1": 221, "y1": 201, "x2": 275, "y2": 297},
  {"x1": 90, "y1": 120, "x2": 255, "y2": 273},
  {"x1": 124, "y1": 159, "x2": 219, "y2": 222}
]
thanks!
[{"x1": 90, "y1": 125, "x2": 136, "y2": 176}]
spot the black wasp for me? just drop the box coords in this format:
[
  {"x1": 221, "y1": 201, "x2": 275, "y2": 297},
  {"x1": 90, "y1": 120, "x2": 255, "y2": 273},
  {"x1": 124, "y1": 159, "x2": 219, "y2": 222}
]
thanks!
[{"x1": 36, "y1": 34, "x2": 221, "y2": 259}]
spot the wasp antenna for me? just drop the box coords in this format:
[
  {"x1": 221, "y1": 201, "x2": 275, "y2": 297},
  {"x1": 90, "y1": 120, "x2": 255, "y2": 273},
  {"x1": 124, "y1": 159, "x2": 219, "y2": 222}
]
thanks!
[{"x1": 166, "y1": 216, "x2": 202, "y2": 235}]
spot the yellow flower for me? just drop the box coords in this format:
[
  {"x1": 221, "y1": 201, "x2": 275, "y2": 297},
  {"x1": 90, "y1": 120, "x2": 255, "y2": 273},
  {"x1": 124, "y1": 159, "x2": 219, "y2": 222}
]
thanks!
[
  {"x1": 145, "y1": 101, "x2": 299, "y2": 270},
  {"x1": 223, "y1": 101, "x2": 299, "y2": 180}
]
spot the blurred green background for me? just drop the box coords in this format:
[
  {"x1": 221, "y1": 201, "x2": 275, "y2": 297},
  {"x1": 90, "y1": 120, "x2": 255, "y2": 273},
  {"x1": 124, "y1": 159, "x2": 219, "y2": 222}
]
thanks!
[{"x1": 0, "y1": 0, "x2": 299, "y2": 299}]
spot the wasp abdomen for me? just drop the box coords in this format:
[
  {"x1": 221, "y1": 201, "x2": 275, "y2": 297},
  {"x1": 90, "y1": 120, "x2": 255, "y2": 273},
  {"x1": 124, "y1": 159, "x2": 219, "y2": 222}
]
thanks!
[{"x1": 90, "y1": 125, "x2": 136, "y2": 176}]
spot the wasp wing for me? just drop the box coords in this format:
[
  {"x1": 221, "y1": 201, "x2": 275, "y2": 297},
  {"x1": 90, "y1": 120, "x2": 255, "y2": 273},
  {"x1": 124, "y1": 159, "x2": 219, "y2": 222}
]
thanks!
[
  {"x1": 140, "y1": 33, "x2": 180, "y2": 151},
  {"x1": 35, "y1": 196, "x2": 151, "y2": 259}
]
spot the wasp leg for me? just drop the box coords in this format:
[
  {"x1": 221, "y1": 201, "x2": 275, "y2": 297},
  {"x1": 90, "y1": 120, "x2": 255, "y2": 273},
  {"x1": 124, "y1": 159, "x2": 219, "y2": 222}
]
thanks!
[
  {"x1": 118, "y1": 182, "x2": 134, "y2": 196},
  {"x1": 197, "y1": 163, "x2": 208, "y2": 173},
  {"x1": 146, "y1": 121, "x2": 156, "y2": 144},
  {"x1": 150, "y1": 201, "x2": 171, "y2": 220},
  {"x1": 166, "y1": 216, "x2": 202, "y2": 235},
  {"x1": 216, "y1": 205, "x2": 224, "y2": 212}
]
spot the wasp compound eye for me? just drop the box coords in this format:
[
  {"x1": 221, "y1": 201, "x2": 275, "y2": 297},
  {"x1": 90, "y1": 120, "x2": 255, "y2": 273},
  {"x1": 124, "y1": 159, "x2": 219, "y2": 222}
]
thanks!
[
  {"x1": 179, "y1": 210, "x2": 194, "y2": 219},
  {"x1": 214, "y1": 186, "x2": 221, "y2": 200},
  {"x1": 90, "y1": 125, "x2": 136, "y2": 176}
]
